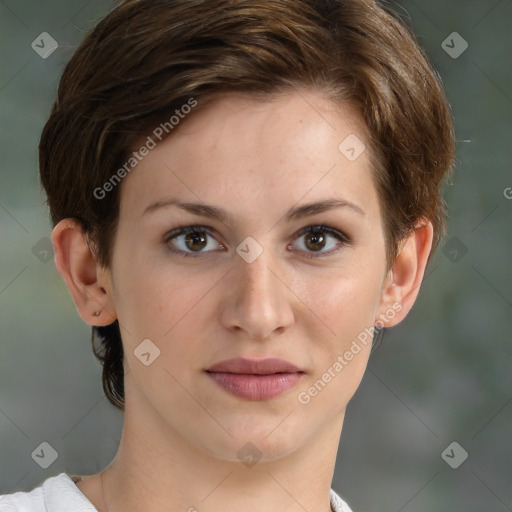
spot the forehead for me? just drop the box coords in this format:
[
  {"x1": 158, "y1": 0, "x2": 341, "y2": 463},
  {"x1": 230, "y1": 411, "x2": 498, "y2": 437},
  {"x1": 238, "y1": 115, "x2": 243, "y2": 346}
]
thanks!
[{"x1": 118, "y1": 89, "x2": 380, "y2": 228}]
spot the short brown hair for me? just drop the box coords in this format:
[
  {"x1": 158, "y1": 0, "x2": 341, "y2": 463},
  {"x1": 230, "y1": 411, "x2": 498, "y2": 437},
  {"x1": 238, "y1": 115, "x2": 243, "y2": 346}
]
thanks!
[{"x1": 40, "y1": 0, "x2": 455, "y2": 410}]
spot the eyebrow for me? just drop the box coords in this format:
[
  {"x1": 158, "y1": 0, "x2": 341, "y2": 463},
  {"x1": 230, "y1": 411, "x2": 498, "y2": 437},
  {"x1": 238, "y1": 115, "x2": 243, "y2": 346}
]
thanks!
[{"x1": 142, "y1": 197, "x2": 365, "y2": 222}]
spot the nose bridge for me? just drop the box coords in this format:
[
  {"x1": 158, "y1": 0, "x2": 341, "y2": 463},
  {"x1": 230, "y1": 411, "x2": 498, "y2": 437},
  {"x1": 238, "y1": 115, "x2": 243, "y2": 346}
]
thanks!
[
  {"x1": 235, "y1": 241, "x2": 278, "y2": 304},
  {"x1": 239, "y1": 246, "x2": 274, "y2": 295},
  {"x1": 233, "y1": 231, "x2": 276, "y2": 286}
]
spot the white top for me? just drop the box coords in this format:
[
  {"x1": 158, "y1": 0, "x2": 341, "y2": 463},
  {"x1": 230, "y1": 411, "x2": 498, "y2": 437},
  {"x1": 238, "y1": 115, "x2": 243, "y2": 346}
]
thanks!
[{"x1": 0, "y1": 473, "x2": 354, "y2": 511}]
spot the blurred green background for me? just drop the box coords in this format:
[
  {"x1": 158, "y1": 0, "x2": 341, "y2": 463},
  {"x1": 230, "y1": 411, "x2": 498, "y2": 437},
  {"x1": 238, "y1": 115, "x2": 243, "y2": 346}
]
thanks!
[{"x1": 0, "y1": 1, "x2": 510, "y2": 510}]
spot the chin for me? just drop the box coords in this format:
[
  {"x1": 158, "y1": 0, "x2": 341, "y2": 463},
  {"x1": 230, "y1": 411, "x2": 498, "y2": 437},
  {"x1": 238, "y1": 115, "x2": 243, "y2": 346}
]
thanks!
[{"x1": 194, "y1": 413, "x2": 315, "y2": 464}]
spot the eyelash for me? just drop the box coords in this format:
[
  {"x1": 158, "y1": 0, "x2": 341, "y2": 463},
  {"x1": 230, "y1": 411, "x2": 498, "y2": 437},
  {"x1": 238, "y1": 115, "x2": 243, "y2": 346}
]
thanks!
[{"x1": 164, "y1": 224, "x2": 351, "y2": 259}]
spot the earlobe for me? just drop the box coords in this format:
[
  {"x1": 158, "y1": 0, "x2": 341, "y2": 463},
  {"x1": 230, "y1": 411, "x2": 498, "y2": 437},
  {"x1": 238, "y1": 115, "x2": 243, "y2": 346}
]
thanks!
[
  {"x1": 51, "y1": 218, "x2": 117, "y2": 326},
  {"x1": 376, "y1": 220, "x2": 434, "y2": 328}
]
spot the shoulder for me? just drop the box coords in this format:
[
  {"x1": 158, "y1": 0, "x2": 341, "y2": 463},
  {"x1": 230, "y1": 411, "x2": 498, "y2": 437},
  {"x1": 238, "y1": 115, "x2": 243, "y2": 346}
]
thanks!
[
  {"x1": 1, "y1": 476, "x2": 352, "y2": 512},
  {"x1": 0, "y1": 479, "x2": 47, "y2": 512},
  {"x1": 330, "y1": 488, "x2": 356, "y2": 512},
  {"x1": 0, "y1": 483, "x2": 45, "y2": 512},
  {"x1": 0, "y1": 473, "x2": 97, "y2": 512}
]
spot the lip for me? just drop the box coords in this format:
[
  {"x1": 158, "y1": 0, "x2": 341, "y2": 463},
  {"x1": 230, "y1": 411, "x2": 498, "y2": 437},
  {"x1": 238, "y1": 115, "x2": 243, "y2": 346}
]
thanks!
[{"x1": 205, "y1": 357, "x2": 304, "y2": 401}]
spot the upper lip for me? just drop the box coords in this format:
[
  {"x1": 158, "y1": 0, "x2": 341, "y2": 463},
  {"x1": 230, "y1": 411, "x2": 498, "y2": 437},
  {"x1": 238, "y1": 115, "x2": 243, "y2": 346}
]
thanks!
[{"x1": 206, "y1": 357, "x2": 303, "y2": 375}]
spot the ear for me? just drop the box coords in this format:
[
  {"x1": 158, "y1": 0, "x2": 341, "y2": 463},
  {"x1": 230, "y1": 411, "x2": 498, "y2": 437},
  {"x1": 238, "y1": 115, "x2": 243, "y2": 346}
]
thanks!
[
  {"x1": 51, "y1": 218, "x2": 117, "y2": 326},
  {"x1": 376, "y1": 219, "x2": 434, "y2": 328}
]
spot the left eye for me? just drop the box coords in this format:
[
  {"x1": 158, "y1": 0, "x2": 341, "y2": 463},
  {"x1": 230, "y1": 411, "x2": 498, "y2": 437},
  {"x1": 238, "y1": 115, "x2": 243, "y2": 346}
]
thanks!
[
  {"x1": 164, "y1": 224, "x2": 349, "y2": 258},
  {"x1": 291, "y1": 225, "x2": 349, "y2": 258}
]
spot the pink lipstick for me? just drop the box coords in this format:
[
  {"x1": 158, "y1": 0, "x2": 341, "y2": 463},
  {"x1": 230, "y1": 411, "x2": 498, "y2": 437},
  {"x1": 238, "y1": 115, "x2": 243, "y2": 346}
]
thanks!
[{"x1": 205, "y1": 357, "x2": 304, "y2": 400}]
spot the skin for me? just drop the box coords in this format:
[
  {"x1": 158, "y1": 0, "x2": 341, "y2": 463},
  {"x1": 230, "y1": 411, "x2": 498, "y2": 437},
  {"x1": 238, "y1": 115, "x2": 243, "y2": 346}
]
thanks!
[{"x1": 52, "y1": 89, "x2": 433, "y2": 512}]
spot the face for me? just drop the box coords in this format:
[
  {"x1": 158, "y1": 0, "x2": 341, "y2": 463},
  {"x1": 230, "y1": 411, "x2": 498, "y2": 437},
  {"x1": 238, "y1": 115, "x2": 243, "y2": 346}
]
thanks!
[{"x1": 104, "y1": 89, "x2": 392, "y2": 462}]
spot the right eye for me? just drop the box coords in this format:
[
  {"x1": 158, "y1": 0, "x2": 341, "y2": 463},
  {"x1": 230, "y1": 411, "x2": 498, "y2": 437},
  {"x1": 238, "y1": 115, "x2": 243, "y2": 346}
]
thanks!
[{"x1": 164, "y1": 225, "x2": 225, "y2": 257}]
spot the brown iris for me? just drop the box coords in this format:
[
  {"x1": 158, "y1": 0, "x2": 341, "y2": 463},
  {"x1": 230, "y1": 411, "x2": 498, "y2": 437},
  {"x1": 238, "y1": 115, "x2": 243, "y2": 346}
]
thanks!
[
  {"x1": 185, "y1": 230, "x2": 208, "y2": 251},
  {"x1": 304, "y1": 230, "x2": 326, "y2": 252}
]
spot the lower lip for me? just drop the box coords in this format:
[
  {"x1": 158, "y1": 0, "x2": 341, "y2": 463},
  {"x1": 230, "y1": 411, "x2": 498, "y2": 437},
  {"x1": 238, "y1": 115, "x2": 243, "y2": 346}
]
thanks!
[{"x1": 206, "y1": 372, "x2": 303, "y2": 400}]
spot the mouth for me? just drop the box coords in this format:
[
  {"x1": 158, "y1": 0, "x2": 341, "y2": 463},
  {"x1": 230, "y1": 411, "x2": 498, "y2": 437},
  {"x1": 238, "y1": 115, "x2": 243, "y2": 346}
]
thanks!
[{"x1": 205, "y1": 357, "x2": 305, "y2": 401}]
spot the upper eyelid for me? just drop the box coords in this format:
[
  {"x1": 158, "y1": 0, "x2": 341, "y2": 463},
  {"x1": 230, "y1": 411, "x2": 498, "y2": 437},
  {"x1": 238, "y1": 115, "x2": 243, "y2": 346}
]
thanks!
[{"x1": 165, "y1": 223, "x2": 345, "y2": 237}]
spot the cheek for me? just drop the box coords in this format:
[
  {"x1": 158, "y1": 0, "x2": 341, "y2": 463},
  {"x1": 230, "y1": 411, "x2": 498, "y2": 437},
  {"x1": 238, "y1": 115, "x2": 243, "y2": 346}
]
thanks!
[
  {"x1": 293, "y1": 257, "x2": 385, "y2": 382},
  {"x1": 300, "y1": 264, "x2": 385, "y2": 336},
  {"x1": 294, "y1": 274, "x2": 380, "y2": 414},
  {"x1": 112, "y1": 249, "x2": 220, "y2": 357}
]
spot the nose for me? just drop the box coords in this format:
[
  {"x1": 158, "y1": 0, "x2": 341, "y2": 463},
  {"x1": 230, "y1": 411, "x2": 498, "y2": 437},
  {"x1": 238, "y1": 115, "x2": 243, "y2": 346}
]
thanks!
[{"x1": 219, "y1": 245, "x2": 295, "y2": 341}]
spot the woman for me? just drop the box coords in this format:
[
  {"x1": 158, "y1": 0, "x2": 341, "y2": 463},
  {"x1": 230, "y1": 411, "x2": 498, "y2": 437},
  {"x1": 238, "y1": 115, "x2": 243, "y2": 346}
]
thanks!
[{"x1": 0, "y1": 0, "x2": 454, "y2": 510}]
